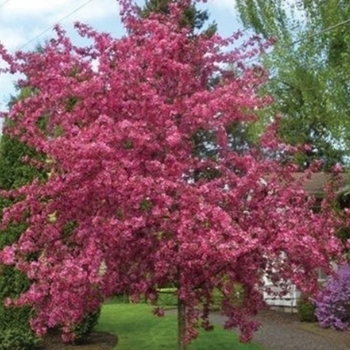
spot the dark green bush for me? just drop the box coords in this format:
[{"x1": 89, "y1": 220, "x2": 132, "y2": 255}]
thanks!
[
  {"x1": 0, "y1": 327, "x2": 41, "y2": 350},
  {"x1": 297, "y1": 296, "x2": 317, "y2": 322},
  {"x1": 0, "y1": 215, "x2": 41, "y2": 350},
  {"x1": 0, "y1": 133, "x2": 46, "y2": 350}
]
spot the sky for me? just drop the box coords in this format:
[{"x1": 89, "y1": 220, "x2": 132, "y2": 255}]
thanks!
[{"x1": 0, "y1": 0, "x2": 243, "y2": 113}]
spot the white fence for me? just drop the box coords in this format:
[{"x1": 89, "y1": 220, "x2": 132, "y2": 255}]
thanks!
[{"x1": 263, "y1": 282, "x2": 301, "y2": 309}]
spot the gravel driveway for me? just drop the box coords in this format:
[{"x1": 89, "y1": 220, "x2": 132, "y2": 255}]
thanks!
[{"x1": 210, "y1": 310, "x2": 350, "y2": 350}]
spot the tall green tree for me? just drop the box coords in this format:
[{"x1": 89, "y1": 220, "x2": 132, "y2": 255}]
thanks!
[
  {"x1": 235, "y1": 0, "x2": 350, "y2": 168},
  {"x1": 0, "y1": 131, "x2": 44, "y2": 349},
  {"x1": 140, "y1": 0, "x2": 216, "y2": 34}
]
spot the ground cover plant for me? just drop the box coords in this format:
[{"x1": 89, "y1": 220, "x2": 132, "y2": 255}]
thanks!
[{"x1": 0, "y1": 0, "x2": 345, "y2": 349}]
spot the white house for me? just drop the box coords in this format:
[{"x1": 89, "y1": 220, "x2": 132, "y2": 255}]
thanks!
[{"x1": 262, "y1": 172, "x2": 348, "y2": 312}]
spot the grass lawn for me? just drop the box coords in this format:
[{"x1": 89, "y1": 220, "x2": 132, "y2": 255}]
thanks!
[{"x1": 96, "y1": 303, "x2": 266, "y2": 350}]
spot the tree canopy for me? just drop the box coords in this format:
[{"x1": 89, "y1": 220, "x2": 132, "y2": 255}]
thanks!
[
  {"x1": 140, "y1": 0, "x2": 216, "y2": 34},
  {"x1": 235, "y1": 0, "x2": 350, "y2": 168},
  {"x1": 0, "y1": 1, "x2": 344, "y2": 348}
]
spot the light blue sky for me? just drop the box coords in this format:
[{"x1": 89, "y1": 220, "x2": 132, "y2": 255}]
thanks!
[{"x1": 0, "y1": 0, "x2": 243, "y2": 112}]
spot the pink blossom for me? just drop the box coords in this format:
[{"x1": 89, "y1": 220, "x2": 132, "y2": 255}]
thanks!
[{"x1": 0, "y1": 246, "x2": 16, "y2": 265}]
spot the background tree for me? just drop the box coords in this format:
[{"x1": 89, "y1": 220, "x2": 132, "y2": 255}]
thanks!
[
  {"x1": 235, "y1": 0, "x2": 350, "y2": 169},
  {"x1": 140, "y1": 0, "x2": 217, "y2": 34},
  {"x1": 0, "y1": 1, "x2": 343, "y2": 349},
  {"x1": 0, "y1": 114, "x2": 44, "y2": 349},
  {"x1": 0, "y1": 87, "x2": 101, "y2": 348},
  {"x1": 141, "y1": 0, "x2": 219, "y2": 183},
  {"x1": 141, "y1": 0, "x2": 257, "y2": 176}
]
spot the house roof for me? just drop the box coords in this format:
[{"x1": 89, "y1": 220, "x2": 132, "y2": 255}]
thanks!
[{"x1": 292, "y1": 172, "x2": 349, "y2": 196}]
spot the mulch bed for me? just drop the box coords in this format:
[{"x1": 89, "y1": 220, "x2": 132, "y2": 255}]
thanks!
[{"x1": 39, "y1": 331, "x2": 118, "y2": 350}]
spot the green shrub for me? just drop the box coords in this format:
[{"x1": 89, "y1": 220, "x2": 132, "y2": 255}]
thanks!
[
  {"x1": 297, "y1": 296, "x2": 317, "y2": 322},
  {"x1": 69, "y1": 308, "x2": 101, "y2": 344},
  {"x1": 0, "y1": 220, "x2": 40, "y2": 350},
  {"x1": 0, "y1": 327, "x2": 41, "y2": 350}
]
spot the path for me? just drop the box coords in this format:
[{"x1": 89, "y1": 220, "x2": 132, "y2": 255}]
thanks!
[
  {"x1": 210, "y1": 310, "x2": 350, "y2": 350},
  {"x1": 166, "y1": 308, "x2": 350, "y2": 350}
]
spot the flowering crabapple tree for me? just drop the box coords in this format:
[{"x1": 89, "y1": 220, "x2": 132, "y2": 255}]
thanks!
[{"x1": 0, "y1": 0, "x2": 344, "y2": 348}]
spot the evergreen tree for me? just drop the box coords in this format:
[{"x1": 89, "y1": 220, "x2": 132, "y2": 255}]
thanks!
[
  {"x1": 140, "y1": 0, "x2": 216, "y2": 34},
  {"x1": 0, "y1": 130, "x2": 44, "y2": 349}
]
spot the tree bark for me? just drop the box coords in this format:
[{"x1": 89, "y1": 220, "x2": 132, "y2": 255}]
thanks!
[{"x1": 177, "y1": 296, "x2": 186, "y2": 350}]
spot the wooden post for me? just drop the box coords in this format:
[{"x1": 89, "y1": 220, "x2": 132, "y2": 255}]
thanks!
[{"x1": 177, "y1": 296, "x2": 186, "y2": 350}]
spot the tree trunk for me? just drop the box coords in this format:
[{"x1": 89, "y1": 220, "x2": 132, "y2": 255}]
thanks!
[{"x1": 177, "y1": 296, "x2": 186, "y2": 350}]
